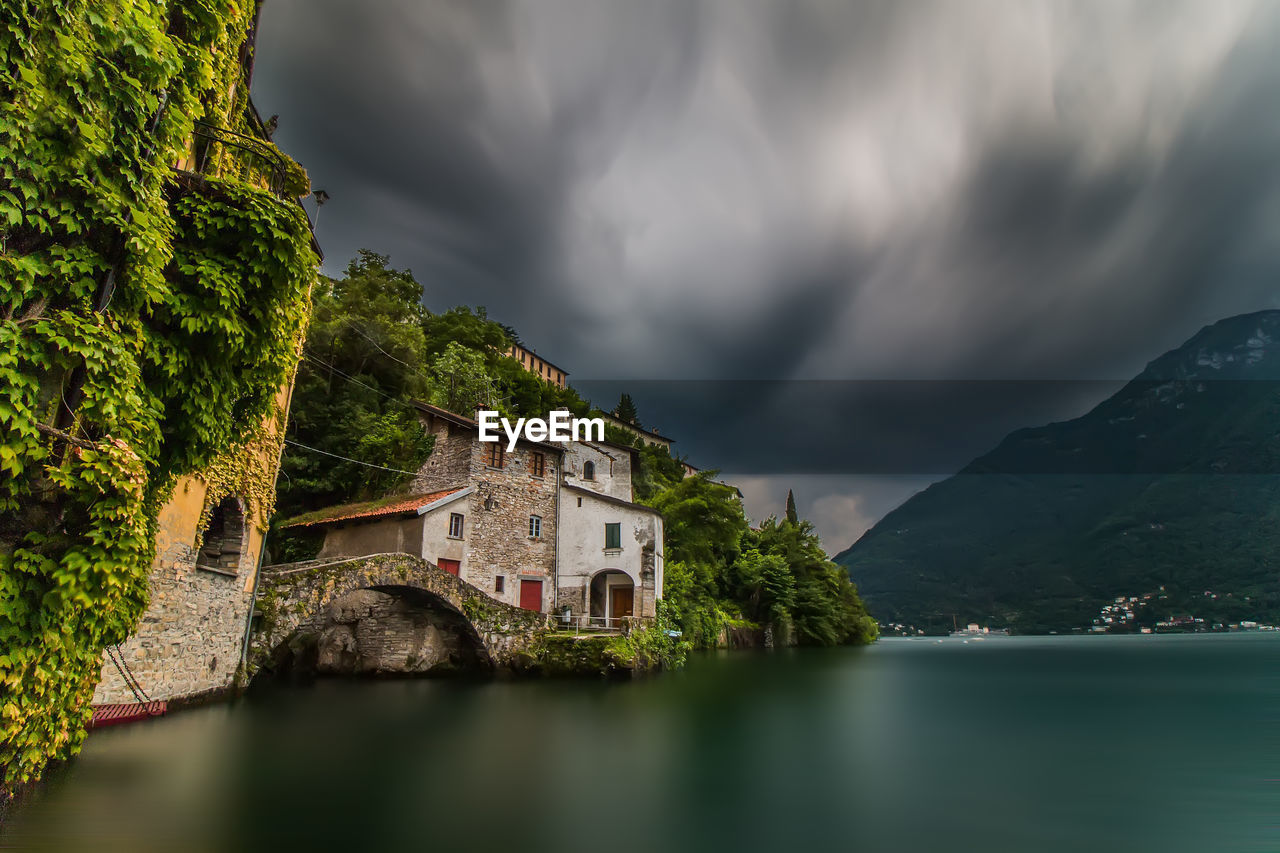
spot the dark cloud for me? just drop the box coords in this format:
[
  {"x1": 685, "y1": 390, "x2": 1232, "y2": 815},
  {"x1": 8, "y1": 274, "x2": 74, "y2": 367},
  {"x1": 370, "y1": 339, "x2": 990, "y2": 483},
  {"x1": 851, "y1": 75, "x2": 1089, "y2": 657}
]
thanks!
[{"x1": 251, "y1": 0, "x2": 1280, "y2": 546}]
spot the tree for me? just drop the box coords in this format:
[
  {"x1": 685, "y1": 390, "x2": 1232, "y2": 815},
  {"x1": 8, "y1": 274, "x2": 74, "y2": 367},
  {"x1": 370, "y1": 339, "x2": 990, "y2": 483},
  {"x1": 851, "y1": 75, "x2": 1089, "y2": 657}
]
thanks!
[
  {"x1": 614, "y1": 393, "x2": 639, "y2": 424},
  {"x1": 429, "y1": 341, "x2": 501, "y2": 415},
  {"x1": 786, "y1": 489, "x2": 799, "y2": 525},
  {"x1": 421, "y1": 305, "x2": 510, "y2": 362},
  {"x1": 277, "y1": 251, "x2": 434, "y2": 518},
  {"x1": 730, "y1": 548, "x2": 796, "y2": 624}
]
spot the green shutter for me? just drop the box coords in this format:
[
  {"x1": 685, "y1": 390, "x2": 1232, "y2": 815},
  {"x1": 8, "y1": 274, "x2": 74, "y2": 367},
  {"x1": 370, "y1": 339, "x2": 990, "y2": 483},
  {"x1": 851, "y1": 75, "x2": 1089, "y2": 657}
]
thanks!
[{"x1": 605, "y1": 522, "x2": 621, "y2": 549}]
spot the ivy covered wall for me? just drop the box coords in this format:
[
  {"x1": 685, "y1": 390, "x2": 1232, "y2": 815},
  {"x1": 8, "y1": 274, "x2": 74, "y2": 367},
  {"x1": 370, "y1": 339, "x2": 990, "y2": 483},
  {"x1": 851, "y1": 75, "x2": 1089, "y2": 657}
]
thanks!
[{"x1": 0, "y1": 0, "x2": 318, "y2": 789}]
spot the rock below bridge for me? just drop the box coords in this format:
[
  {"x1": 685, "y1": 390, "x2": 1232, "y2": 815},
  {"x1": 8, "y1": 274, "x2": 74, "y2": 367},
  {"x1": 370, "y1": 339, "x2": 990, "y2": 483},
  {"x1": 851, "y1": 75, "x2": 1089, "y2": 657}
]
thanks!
[{"x1": 249, "y1": 553, "x2": 550, "y2": 679}]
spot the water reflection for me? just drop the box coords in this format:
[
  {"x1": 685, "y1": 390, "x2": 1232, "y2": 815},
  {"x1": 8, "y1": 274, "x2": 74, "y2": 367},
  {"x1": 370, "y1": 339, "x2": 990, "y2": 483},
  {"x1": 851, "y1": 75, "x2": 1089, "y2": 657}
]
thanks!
[{"x1": 6, "y1": 636, "x2": 1279, "y2": 853}]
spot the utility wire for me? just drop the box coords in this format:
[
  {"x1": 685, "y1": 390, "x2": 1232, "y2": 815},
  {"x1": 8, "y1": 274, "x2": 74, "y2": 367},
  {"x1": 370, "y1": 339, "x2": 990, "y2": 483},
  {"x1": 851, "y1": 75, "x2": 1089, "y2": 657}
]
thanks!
[
  {"x1": 282, "y1": 438, "x2": 423, "y2": 476},
  {"x1": 339, "y1": 317, "x2": 432, "y2": 381},
  {"x1": 301, "y1": 351, "x2": 421, "y2": 412}
]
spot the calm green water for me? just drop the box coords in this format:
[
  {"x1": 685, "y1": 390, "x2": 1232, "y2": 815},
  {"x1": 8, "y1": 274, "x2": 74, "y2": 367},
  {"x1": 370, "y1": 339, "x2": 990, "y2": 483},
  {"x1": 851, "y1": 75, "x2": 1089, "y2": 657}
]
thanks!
[{"x1": 5, "y1": 634, "x2": 1279, "y2": 852}]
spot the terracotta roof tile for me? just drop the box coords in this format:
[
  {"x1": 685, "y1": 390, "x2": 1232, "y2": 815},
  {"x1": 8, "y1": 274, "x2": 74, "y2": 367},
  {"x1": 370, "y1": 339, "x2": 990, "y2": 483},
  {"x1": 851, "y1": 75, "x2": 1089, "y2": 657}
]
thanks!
[{"x1": 279, "y1": 487, "x2": 465, "y2": 529}]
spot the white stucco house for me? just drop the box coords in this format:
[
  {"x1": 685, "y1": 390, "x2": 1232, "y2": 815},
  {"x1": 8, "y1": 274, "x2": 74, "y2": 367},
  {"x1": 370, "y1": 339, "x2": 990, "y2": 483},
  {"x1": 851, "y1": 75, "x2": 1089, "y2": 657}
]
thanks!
[{"x1": 555, "y1": 440, "x2": 664, "y2": 625}]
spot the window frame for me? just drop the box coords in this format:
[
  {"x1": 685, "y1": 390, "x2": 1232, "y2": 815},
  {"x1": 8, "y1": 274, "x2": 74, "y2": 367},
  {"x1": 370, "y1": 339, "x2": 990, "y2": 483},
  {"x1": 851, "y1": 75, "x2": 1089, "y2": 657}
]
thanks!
[
  {"x1": 448, "y1": 512, "x2": 465, "y2": 539},
  {"x1": 529, "y1": 514, "x2": 542, "y2": 539},
  {"x1": 529, "y1": 451, "x2": 545, "y2": 478},
  {"x1": 484, "y1": 442, "x2": 504, "y2": 469},
  {"x1": 582, "y1": 460, "x2": 595, "y2": 481},
  {"x1": 604, "y1": 522, "x2": 621, "y2": 550}
]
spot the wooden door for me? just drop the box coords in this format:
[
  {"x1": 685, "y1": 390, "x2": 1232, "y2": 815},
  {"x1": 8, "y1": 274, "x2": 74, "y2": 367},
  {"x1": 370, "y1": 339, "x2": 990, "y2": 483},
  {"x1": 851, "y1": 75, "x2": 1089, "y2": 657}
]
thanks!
[
  {"x1": 519, "y1": 579, "x2": 543, "y2": 612},
  {"x1": 610, "y1": 586, "x2": 634, "y2": 620},
  {"x1": 437, "y1": 558, "x2": 460, "y2": 576}
]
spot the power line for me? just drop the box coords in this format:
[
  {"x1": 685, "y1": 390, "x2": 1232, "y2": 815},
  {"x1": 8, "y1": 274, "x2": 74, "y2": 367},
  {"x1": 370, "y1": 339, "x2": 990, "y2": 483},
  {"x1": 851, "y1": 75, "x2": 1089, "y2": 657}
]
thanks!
[
  {"x1": 340, "y1": 317, "x2": 431, "y2": 380},
  {"x1": 282, "y1": 438, "x2": 423, "y2": 476},
  {"x1": 301, "y1": 351, "x2": 420, "y2": 412}
]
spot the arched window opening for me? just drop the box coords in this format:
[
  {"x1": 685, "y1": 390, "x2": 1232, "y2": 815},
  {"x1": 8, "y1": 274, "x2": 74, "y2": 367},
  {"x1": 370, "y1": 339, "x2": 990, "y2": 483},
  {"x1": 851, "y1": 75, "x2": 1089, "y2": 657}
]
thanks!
[
  {"x1": 197, "y1": 496, "x2": 246, "y2": 573},
  {"x1": 582, "y1": 460, "x2": 595, "y2": 481}
]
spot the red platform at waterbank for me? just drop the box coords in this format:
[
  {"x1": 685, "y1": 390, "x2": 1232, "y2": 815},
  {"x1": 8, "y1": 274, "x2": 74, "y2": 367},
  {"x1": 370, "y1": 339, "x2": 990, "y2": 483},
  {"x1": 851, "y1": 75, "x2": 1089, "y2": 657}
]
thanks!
[{"x1": 89, "y1": 701, "x2": 167, "y2": 729}]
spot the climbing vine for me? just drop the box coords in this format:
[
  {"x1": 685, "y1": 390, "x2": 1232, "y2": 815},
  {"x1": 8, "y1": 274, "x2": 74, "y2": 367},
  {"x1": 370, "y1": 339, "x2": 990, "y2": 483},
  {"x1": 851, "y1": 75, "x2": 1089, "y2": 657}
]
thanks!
[{"x1": 0, "y1": 0, "x2": 317, "y2": 790}]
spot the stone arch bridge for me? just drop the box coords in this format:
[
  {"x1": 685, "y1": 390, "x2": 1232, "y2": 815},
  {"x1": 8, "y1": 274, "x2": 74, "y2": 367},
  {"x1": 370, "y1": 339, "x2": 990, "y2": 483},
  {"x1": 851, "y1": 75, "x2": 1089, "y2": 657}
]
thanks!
[{"x1": 249, "y1": 553, "x2": 550, "y2": 678}]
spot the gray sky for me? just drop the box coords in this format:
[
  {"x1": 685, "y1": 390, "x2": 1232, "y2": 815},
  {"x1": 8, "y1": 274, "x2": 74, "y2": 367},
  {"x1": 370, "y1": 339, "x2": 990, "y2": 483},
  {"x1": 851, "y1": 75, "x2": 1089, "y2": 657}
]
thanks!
[{"x1": 252, "y1": 0, "x2": 1280, "y2": 551}]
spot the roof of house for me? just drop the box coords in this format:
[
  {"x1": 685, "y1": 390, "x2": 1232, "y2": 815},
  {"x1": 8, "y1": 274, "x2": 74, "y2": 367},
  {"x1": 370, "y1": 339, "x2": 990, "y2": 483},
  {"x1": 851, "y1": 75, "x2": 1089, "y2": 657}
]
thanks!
[
  {"x1": 563, "y1": 483, "x2": 663, "y2": 518},
  {"x1": 600, "y1": 412, "x2": 675, "y2": 444},
  {"x1": 508, "y1": 343, "x2": 570, "y2": 376},
  {"x1": 278, "y1": 486, "x2": 468, "y2": 529}
]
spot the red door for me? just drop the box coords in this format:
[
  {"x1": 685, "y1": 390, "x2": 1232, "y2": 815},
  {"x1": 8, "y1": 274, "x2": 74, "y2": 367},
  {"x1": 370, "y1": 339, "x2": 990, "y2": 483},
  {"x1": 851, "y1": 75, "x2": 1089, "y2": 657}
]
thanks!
[
  {"x1": 519, "y1": 579, "x2": 543, "y2": 612},
  {"x1": 438, "y1": 558, "x2": 460, "y2": 576}
]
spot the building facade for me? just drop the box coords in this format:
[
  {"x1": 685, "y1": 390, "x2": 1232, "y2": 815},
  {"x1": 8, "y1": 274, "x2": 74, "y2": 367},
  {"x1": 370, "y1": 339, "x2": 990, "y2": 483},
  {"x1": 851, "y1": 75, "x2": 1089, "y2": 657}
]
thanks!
[
  {"x1": 507, "y1": 342, "x2": 569, "y2": 389},
  {"x1": 90, "y1": 6, "x2": 319, "y2": 706},
  {"x1": 599, "y1": 412, "x2": 675, "y2": 451},
  {"x1": 290, "y1": 404, "x2": 664, "y2": 625}
]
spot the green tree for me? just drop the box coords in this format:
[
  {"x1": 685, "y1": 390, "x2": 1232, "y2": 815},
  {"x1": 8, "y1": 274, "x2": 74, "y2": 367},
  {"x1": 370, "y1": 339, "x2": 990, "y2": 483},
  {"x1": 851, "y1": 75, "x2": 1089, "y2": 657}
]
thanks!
[
  {"x1": 786, "y1": 489, "x2": 799, "y2": 525},
  {"x1": 730, "y1": 548, "x2": 796, "y2": 624},
  {"x1": 277, "y1": 251, "x2": 434, "y2": 517},
  {"x1": 614, "y1": 393, "x2": 639, "y2": 424},
  {"x1": 750, "y1": 516, "x2": 878, "y2": 645},
  {"x1": 421, "y1": 305, "x2": 510, "y2": 362},
  {"x1": 646, "y1": 472, "x2": 746, "y2": 570},
  {"x1": 429, "y1": 341, "x2": 500, "y2": 415}
]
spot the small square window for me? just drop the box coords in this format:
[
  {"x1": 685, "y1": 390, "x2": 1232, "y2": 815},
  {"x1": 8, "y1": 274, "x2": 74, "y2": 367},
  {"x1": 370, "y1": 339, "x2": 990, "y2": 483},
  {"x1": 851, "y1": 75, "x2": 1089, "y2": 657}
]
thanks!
[
  {"x1": 604, "y1": 522, "x2": 621, "y2": 550},
  {"x1": 529, "y1": 514, "x2": 542, "y2": 538},
  {"x1": 449, "y1": 512, "x2": 464, "y2": 539},
  {"x1": 495, "y1": 576, "x2": 505, "y2": 594},
  {"x1": 485, "y1": 443, "x2": 504, "y2": 468}
]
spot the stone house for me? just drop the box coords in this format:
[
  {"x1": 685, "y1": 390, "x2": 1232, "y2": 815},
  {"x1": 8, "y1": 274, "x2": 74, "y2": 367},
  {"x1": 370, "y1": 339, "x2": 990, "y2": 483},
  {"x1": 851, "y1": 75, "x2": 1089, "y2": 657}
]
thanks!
[{"x1": 287, "y1": 403, "x2": 665, "y2": 624}]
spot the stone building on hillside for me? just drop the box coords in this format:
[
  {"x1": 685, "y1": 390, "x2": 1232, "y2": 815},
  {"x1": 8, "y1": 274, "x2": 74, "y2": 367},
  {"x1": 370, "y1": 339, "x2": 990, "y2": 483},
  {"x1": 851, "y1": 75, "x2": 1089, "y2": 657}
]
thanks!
[
  {"x1": 600, "y1": 411, "x2": 675, "y2": 451},
  {"x1": 285, "y1": 403, "x2": 664, "y2": 625},
  {"x1": 508, "y1": 342, "x2": 568, "y2": 389}
]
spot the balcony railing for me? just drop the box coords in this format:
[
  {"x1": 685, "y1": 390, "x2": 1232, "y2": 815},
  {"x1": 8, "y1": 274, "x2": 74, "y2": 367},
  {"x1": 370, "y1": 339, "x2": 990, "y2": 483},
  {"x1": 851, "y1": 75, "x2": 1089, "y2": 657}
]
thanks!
[
  {"x1": 555, "y1": 613, "x2": 655, "y2": 635},
  {"x1": 179, "y1": 121, "x2": 292, "y2": 201}
]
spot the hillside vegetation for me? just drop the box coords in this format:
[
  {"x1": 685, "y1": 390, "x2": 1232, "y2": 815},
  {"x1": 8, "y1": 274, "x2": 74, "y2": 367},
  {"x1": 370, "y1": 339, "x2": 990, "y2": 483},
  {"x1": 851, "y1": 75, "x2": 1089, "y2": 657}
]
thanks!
[{"x1": 836, "y1": 311, "x2": 1280, "y2": 633}]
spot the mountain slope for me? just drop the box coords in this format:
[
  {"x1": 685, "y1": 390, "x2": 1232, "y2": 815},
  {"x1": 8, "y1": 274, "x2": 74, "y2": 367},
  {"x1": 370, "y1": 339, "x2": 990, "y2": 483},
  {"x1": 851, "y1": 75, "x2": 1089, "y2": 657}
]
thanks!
[{"x1": 835, "y1": 310, "x2": 1280, "y2": 633}]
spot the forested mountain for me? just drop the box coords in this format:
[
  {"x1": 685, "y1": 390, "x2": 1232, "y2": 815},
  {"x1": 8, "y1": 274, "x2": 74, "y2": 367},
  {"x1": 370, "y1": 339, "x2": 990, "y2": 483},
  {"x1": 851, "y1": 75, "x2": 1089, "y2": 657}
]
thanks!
[{"x1": 836, "y1": 311, "x2": 1280, "y2": 633}]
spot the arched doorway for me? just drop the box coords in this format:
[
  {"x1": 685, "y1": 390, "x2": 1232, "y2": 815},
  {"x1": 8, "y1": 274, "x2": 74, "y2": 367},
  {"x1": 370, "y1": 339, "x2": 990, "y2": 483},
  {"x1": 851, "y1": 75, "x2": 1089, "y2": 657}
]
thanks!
[
  {"x1": 589, "y1": 570, "x2": 634, "y2": 628},
  {"x1": 197, "y1": 495, "x2": 246, "y2": 573}
]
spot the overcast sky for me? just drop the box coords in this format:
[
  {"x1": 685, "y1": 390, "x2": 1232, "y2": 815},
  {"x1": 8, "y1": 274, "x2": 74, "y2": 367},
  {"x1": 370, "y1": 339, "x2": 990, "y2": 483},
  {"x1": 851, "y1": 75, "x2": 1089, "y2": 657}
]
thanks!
[{"x1": 252, "y1": 0, "x2": 1280, "y2": 551}]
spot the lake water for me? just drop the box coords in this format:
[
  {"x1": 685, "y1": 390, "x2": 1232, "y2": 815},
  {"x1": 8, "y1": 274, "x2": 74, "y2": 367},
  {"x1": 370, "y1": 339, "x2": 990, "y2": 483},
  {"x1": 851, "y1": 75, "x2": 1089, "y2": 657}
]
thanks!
[{"x1": 5, "y1": 634, "x2": 1279, "y2": 852}]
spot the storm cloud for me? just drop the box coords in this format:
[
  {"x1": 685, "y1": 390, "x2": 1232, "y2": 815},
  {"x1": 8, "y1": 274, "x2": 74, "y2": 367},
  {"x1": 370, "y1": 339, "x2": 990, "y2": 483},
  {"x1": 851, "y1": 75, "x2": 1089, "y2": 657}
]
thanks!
[{"x1": 251, "y1": 0, "x2": 1280, "y2": 546}]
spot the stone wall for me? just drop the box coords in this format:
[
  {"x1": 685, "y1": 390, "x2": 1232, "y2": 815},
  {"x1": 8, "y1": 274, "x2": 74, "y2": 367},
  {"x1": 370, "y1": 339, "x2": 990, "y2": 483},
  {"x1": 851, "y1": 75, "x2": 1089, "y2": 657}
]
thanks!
[
  {"x1": 560, "y1": 441, "x2": 633, "y2": 501},
  {"x1": 408, "y1": 416, "x2": 472, "y2": 493},
  {"x1": 317, "y1": 515, "x2": 423, "y2": 560},
  {"x1": 93, "y1": 478, "x2": 262, "y2": 704},
  {"x1": 412, "y1": 412, "x2": 560, "y2": 612}
]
